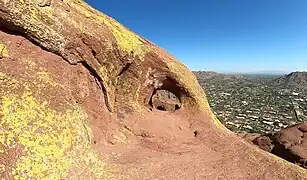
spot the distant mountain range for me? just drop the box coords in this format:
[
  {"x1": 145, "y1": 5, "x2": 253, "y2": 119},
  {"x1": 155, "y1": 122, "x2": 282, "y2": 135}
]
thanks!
[
  {"x1": 192, "y1": 71, "x2": 243, "y2": 81},
  {"x1": 193, "y1": 71, "x2": 307, "y2": 89},
  {"x1": 236, "y1": 71, "x2": 289, "y2": 75},
  {"x1": 274, "y1": 71, "x2": 307, "y2": 89}
]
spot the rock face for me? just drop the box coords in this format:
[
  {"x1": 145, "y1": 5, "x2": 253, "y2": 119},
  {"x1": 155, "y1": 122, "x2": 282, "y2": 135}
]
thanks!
[
  {"x1": 275, "y1": 72, "x2": 307, "y2": 89},
  {"x1": 248, "y1": 123, "x2": 307, "y2": 169},
  {"x1": 0, "y1": 0, "x2": 306, "y2": 179}
]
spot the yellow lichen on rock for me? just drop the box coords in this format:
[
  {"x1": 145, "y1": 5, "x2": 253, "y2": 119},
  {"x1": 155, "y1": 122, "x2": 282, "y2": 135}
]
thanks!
[
  {"x1": 10, "y1": 0, "x2": 64, "y2": 51},
  {"x1": 36, "y1": 71, "x2": 63, "y2": 88},
  {"x1": 166, "y1": 61, "x2": 206, "y2": 105},
  {"x1": 0, "y1": 92, "x2": 110, "y2": 179},
  {"x1": 0, "y1": 44, "x2": 9, "y2": 58},
  {"x1": 0, "y1": 72, "x2": 19, "y2": 93},
  {"x1": 0, "y1": 70, "x2": 113, "y2": 179},
  {"x1": 166, "y1": 61, "x2": 228, "y2": 129},
  {"x1": 71, "y1": 1, "x2": 149, "y2": 58},
  {"x1": 102, "y1": 19, "x2": 148, "y2": 58}
]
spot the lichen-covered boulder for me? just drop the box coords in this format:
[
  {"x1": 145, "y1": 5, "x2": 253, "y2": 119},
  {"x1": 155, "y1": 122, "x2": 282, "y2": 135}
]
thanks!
[{"x1": 0, "y1": 0, "x2": 307, "y2": 179}]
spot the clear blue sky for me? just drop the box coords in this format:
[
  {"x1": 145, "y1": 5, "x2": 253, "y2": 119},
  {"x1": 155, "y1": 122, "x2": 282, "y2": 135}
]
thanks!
[{"x1": 85, "y1": 0, "x2": 307, "y2": 73}]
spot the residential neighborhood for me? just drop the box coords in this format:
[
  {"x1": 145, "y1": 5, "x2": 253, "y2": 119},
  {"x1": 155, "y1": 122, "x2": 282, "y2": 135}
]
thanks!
[{"x1": 194, "y1": 71, "x2": 307, "y2": 134}]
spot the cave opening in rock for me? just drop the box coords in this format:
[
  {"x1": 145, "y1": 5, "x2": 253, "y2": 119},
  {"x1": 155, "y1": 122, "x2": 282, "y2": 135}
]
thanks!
[
  {"x1": 150, "y1": 89, "x2": 181, "y2": 112},
  {"x1": 148, "y1": 76, "x2": 184, "y2": 112},
  {"x1": 156, "y1": 105, "x2": 167, "y2": 111}
]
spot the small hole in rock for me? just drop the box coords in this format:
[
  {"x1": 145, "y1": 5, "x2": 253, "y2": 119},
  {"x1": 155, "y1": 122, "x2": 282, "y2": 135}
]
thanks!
[
  {"x1": 194, "y1": 131, "x2": 198, "y2": 137},
  {"x1": 156, "y1": 105, "x2": 166, "y2": 111},
  {"x1": 150, "y1": 89, "x2": 181, "y2": 112},
  {"x1": 93, "y1": 140, "x2": 97, "y2": 144}
]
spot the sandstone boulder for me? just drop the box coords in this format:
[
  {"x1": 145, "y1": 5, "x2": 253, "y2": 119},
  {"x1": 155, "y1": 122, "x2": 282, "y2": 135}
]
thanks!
[
  {"x1": 0, "y1": 0, "x2": 306, "y2": 179},
  {"x1": 242, "y1": 123, "x2": 307, "y2": 169}
]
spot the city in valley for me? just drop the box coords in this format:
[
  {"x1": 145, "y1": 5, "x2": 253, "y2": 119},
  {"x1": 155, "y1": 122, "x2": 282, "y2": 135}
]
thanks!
[{"x1": 194, "y1": 71, "x2": 307, "y2": 134}]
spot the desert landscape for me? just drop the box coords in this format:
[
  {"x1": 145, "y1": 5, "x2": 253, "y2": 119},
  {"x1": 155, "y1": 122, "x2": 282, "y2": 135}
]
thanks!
[{"x1": 0, "y1": 0, "x2": 306, "y2": 179}]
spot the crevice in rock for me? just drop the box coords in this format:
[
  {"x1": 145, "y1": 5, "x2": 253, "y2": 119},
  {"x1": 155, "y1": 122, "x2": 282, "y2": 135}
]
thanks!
[
  {"x1": 0, "y1": 21, "x2": 115, "y2": 112},
  {"x1": 78, "y1": 36, "x2": 115, "y2": 112},
  {"x1": 117, "y1": 61, "x2": 132, "y2": 77},
  {"x1": 270, "y1": 141, "x2": 302, "y2": 165},
  {"x1": 80, "y1": 61, "x2": 110, "y2": 111},
  {"x1": 79, "y1": 35, "x2": 137, "y2": 112},
  {"x1": 0, "y1": 19, "x2": 55, "y2": 54}
]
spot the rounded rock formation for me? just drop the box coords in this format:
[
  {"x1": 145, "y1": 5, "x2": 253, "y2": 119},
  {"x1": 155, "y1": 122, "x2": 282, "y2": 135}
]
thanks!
[
  {"x1": 0, "y1": 0, "x2": 307, "y2": 179},
  {"x1": 250, "y1": 123, "x2": 307, "y2": 169}
]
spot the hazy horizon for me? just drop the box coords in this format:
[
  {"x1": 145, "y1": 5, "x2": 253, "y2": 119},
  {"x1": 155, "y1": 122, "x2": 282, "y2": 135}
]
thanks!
[
  {"x1": 86, "y1": 0, "x2": 307, "y2": 73},
  {"x1": 191, "y1": 69, "x2": 297, "y2": 75},
  {"x1": 190, "y1": 68, "x2": 306, "y2": 75}
]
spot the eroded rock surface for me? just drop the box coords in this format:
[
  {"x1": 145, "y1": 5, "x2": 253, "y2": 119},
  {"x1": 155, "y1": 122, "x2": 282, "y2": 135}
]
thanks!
[
  {"x1": 244, "y1": 123, "x2": 307, "y2": 169},
  {"x1": 0, "y1": 0, "x2": 306, "y2": 179}
]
